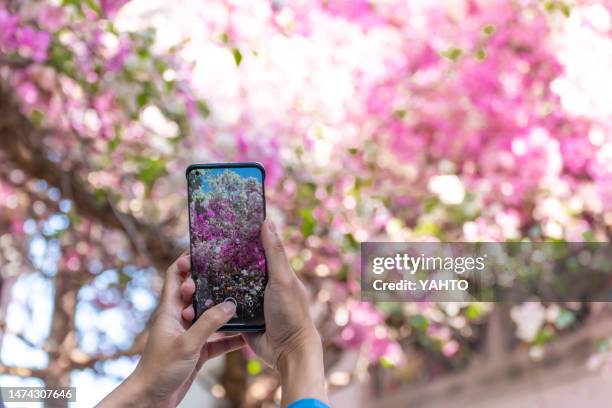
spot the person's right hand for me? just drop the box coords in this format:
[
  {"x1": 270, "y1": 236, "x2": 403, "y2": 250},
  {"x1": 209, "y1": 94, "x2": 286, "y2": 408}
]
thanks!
[
  {"x1": 243, "y1": 220, "x2": 322, "y2": 366},
  {"x1": 181, "y1": 219, "x2": 328, "y2": 407}
]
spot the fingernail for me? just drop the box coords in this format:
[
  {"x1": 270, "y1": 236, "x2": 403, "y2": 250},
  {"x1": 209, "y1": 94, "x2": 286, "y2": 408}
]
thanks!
[{"x1": 220, "y1": 301, "x2": 236, "y2": 314}]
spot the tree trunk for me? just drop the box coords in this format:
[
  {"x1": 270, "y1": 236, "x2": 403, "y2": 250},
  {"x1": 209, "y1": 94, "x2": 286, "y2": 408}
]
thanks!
[
  {"x1": 42, "y1": 268, "x2": 80, "y2": 408},
  {"x1": 222, "y1": 351, "x2": 247, "y2": 407},
  {"x1": 0, "y1": 81, "x2": 247, "y2": 406}
]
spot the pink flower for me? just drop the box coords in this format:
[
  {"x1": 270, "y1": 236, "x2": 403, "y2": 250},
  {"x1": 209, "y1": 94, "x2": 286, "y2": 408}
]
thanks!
[
  {"x1": 37, "y1": 5, "x2": 66, "y2": 31},
  {"x1": 337, "y1": 301, "x2": 403, "y2": 365},
  {"x1": 560, "y1": 136, "x2": 595, "y2": 175},
  {"x1": 16, "y1": 81, "x2": 38, "y2": 105},
  {"x1": 442, "y1": 340, "x2": 460, "y2": 357},
  {"x1": 10, "y1": 218, "x2": 24, "y2": 235},
  {"x1": 15, "y1": 26, "x2": 51, "y2": 62},
  {"x1": 0, "y1": 7, "x2": 19, "y2": 50},
  {"x1": 100, "y1": 0, "x2": 130, "y2": 17},
  {"x1": 104, "y1": 37, "x2": 131, "y2": 73}
]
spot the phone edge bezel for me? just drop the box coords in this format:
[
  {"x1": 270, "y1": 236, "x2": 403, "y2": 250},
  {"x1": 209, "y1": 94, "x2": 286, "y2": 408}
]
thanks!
[{"x1": 186, "y1": 162, "x2": 267, "y2": 333}]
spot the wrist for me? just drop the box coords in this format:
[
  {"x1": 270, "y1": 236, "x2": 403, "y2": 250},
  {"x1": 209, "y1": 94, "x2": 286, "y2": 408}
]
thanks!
[
  {"x1": 98, "y1": 368, "x2": 166, "y2": 408},
  {"x1": 278, "y1": 334, "x2": 328, "y2": 407},
  {"x1": 129, "y1": 365, "x2": 177, "y2": 408},
  {"x1": 125, "y1": 371, "x2": 157, "y2": 405}
]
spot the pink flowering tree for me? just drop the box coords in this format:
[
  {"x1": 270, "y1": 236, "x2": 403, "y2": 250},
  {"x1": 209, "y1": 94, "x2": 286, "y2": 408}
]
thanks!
[{"x1": 0, "y1": 0, "x2": 611, "y2": 406}]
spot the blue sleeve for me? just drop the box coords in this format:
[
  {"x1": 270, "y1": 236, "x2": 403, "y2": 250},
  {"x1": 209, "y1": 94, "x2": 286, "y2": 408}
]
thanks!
[{"x1": 287, "y1": 398, "x2": 330, "y2": 408}]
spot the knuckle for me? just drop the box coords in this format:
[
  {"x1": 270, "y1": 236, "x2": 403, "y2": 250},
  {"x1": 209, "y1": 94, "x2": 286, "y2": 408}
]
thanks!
[
  {"x1": 203, "y1": 308, "x2": 226, "y2": 326},
  {"x1": 271, "y1": 235, "x2": 285, "y2": 253},
  {"x1": 270, "y1": 273, "x2": 292, "y2": 288},
  {"x1": 166, "y1": 262, "x2": 178, "y2": 275},
  {"x1": 173, "y1": 335, "x2": 192, "y2": 353}
]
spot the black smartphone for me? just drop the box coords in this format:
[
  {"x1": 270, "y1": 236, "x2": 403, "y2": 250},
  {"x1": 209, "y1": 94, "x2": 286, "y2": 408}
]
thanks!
[{"x1": 186, "y1": 162, "x2": 267, "y2": 332}]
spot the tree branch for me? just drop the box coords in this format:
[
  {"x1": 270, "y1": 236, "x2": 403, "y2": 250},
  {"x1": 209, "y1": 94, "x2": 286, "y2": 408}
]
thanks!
[
  {"x1": 0, "y1": 361, "x2": 46, "y2": 378},
  {"x1": 0, "y1": 55, "x2": 31, "y2": 68},
  {"x1": 375, "y1": 314, "x2": 612, "y2": 407},
  {"x1": 0, "y1": 80, "x2": 180, "y2": 270},
  {"x1": 70, "y1": 329, "x2": 148, "y2": 371},
  {"x1": 0, "y1": 323, "x2": 41, "y2": 349}
]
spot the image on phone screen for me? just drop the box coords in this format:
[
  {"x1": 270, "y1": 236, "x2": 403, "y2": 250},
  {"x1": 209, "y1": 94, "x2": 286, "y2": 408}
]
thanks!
[{"x1": 187, "y1": 164, "x2": 266, "y2": 329}]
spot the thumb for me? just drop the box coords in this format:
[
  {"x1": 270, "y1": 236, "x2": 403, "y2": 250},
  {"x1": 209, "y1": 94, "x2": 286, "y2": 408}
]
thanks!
[
  {"x1": 184, "y1": 301, "x2": 236, "y2": 348},
  {"x1": 261, "y1": 219, "x2": 293, "y2": 286}
]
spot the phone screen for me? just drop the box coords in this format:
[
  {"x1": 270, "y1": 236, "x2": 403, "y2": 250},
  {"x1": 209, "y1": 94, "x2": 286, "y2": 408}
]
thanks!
[{"x1": 187, "y1": 164, "x2": 266, "y2": 330}]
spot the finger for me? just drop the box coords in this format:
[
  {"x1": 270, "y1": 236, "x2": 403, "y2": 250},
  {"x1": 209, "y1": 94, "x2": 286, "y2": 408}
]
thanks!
[
  {"x1": 180, "y1": 277, "x2": 196, "y2": 305},
  {"x1": 241, "y1": 333, "x2": 274, "y2": 368},
  {"x1": 241, "y1": 332, "x2": 261, "y2": 351},
  {"x1": 204, "y1": 335, "x2": 246, "y2": 360},
  {"x1": 181, "y1": 304, "x2": 195, "y2": 323},
  {"x1": 162, "y1": 251, "x2": 190, "y2": 300},
  {"x1": 208, "y1": 333, "x2": 225, "y2": 342},
  {"x1": 184, "y1": 301, "x2": 236, "y2": 346},
  {"x1": 261, "y1": 219, "x2": 293, "y2": 286},
  {"x1": 177, "y1": 255, "x2": 191, "y2": 276}
]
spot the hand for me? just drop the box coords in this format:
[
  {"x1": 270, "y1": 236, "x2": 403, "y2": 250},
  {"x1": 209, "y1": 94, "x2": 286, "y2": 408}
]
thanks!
[
  {"x1": 98, "y1": 253, "x2": 244, "y2": 408},
  {"x1": 243, "y1": 220, "x2": 323, "y2": 367},
  {"x1": 181, "y1": 220, "x2": 328, "y2": 407}
]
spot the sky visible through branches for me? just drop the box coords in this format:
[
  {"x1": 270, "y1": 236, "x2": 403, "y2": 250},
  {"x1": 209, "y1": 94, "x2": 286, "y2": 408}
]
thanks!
[{"x1": 0, "y1": 0, "x2": 611, "y2": 407}]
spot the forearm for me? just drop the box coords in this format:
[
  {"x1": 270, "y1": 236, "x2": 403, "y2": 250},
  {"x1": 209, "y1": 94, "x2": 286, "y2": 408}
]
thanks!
[
  {"x1": 278, "y1": 336, "x2": 328, "y2": 408},
  {"x1": 97, "y1": 371, "x2": 164, "y2": 408}
]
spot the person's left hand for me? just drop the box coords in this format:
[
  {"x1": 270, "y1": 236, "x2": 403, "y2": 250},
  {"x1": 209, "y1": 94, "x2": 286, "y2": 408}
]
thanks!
[{"x1": 98, "y1": 253, "x2": 244, "y2": 408}]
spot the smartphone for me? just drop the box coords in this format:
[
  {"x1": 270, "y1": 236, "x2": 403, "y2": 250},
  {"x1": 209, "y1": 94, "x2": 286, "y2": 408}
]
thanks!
[{"x1": 186, "y1": 162, "x2": 267, "y2": 332}]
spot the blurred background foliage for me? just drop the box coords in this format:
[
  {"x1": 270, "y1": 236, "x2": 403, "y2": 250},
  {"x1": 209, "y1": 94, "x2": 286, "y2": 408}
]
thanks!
[{"x1": 0, "y1": 0, "x2": 611, "y2": 406}]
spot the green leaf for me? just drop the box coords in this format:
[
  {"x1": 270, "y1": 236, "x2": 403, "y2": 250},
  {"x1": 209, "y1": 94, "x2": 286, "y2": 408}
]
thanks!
[
  {"x1": 394, "y1": 109, "x2": 407, "y2": 119},
  {"x1": 31, "y1": 110, "x2": 44, "y2": 126},
  {"x1": 410, "y1": 314, "x2": 429, "y2": 332},
  {"x1": 94, "y1": 188, "x2": 108, "y2": 205},
  {"x1": 141, "y1": 28, "x2": 156, "y2": 46},
  {"x1": 338, "y1": 264, "x2": 348, "y2": 282},
  {"x1": 138, "y1": 157, "x2": 167, "y2": 188},
  {"x1": 232, "y1": 48, "x2": 242, "y2": 66},
  {"x1": 414, "y1": 222, "x2": 440, "y2": 237},
  {"x1": 343, "y1": 233, "x2": 359, "y2": 251},
  {"x1": 299, "y1": 208, "x2": 316, "y2": 238},
  {"x1": 137, "y1": 92, "x2": 149, "y2": 109},
  {"x1": 154, "y1": 59, "x2": 167, "y2": 73},
  {"x1": 483, "y1": 24, "x2": 496, "y2": 35},
  {"x1": 560, "y1": 3, "x2": 571, "y2": 17},
  {"x1": 555, "y1": 309, "x2": 575, "y2": 329},
  {"x1": 533, "y1": 327, "x2": 554, "y2": 346},
  {"x1": 108, "y1": 126, "x2": 122, "y2": 152},
  {"x1": 377, "y1": 302, "x2": 402, "y2": 316},
  {"x1": 544, "y1": 1, "x2": 571, "y2": 17},
  {"x1": 48, "y1": 41, "x2": 76, "y2": 76},
  {"x1": 61, "y1": 0, "x2": 84, "y2": 16},
  {"x1": 424, "y1": 196, "x2": 439, "y2": 213},
  {"x1": 165, "y1": 80, "x2": 175, "y2": 93},
  {"x1": 197, "y1": 100, "x2": 211, "y2": 118},
  {"x1": 544, "y1": 1, "x2": 556, "y2": 13},
  {"x1": 379, "y1": 357, "x2": 395, "y2": 369},
  {"x1": 465, "y1": 303, "x2": 486, "y2": 321},
  {"x1": 118, "y1": 270, "x2": 132, "y2": 285},
  {"x1": 106, "y1": 22, "x2": 119, "y2": 35},
  {"x1": 597, "y1": 338, "x2": 609, "y2": 352},
  {"x1": 441, "y1": 47, "x2": 463, "y2": 62},
  {"x1": 84, "y1": 0, "x2": 101, "y2": 15},
  {"x1": 138, "y1": 47, "x2": 150, "y2": 60},
  {"x1": 476, "y1": 48, "x2": 487, "y2": 61}
]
